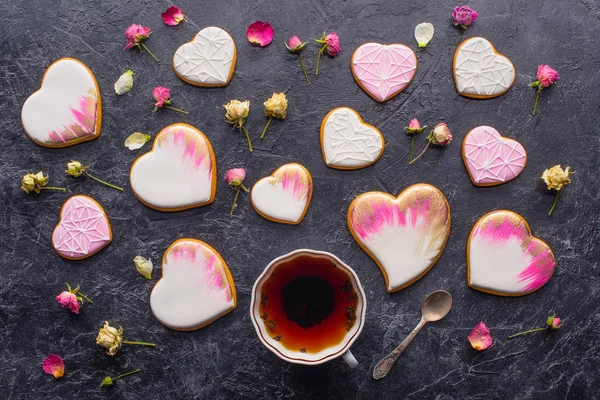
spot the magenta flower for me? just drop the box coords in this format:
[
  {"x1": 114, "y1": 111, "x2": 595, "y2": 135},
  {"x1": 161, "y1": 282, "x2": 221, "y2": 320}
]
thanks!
[
  {"x1": 42, "y1": 354, "x2": 65, "y2": 379},
  {"x1": 247, "y1": 21, "x2": 274, "y2": 47},
  {"x1": 124, "y1": 24, "x2": 158, "y2": 62},
  {"x1": 530, "y1": 65, "x2": 559, "y2": 115},
  {"x1": 407, "y1": 119, "x2": 421, "y2": 131},
  {"x1": 225, "y1": 168, "x2": 249, "y2": 215},
  {"x1": 452, "y1": 6, "x2": 478, "y2": 29},
  {"x1": 509, "y1": 313, "x2": 563, "y2": 339},
  {"x1": 410, "y1": 123, "x2": 452, "y2": 164},
  {"x1": 152, "y1": 87, "x2": 188, "y2": 114},
  {"x1": 404, "y1": 118, "x2": 428, "y2": 162},
  {"x1": 286, "y1": 36, "x2": 310, "y2": 85},
  {"x1": 314, "y1": 32, "x2": 341, "y2": 75},
  {"x1": 468, "y1": 322, "x2": 493, "y2": 351},
  {"x1": 56, "y1": 291, "x2": 80, "y2": 314},
  {"x1": 161, "y1": 6, "x2": 185, "y2": 26}
]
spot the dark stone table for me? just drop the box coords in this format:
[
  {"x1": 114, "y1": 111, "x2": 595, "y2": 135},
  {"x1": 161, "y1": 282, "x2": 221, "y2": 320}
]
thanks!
[{"x1": 1, "y1": 0, "x2": 598, "y2": 399}]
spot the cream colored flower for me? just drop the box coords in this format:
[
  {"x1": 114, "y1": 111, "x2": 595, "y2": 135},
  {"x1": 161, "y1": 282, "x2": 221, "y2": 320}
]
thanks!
[
  {"x1": 542, "y1": 165, "x2": 573, "y2": 191},
  {"x1": 21, "y1": 171, "x2": 51, "y2": 194},
  {"x1": 414, "y1": 23, "x2": 434, "y2": 48},
  {"x1": 264, "y1": 93, "x2": 287, "y2": 119},
  {"x1": 114, "y1": 70, "x2": 134, "y2": 95},
  {"x1": 224, "y1": 100, "x2": 250, "y2": 129},
  {"x1": 96, "y1": 321, "x2": 123, "y2": 356},
  {"x1": 66, "y1": 161, "x2": 85, "y2": 177},
  {"x1": 134, "y1": 256, "x2": 153, "y2": 280}
]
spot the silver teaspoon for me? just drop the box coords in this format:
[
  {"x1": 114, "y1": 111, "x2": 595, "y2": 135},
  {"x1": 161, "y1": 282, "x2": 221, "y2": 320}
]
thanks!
[{"x1": 373, "y1": 290, "x2": 452, "y2": 380}]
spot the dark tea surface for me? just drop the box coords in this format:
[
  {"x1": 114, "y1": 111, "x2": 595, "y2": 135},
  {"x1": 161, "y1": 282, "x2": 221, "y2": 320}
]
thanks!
[{"x1": 259, "y1": 255, "x2": 358, "y2": 354}]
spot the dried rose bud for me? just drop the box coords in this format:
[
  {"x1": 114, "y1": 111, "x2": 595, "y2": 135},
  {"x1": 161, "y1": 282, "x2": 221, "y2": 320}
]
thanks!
[
  {"x1": 452, "y1": 6, "x2": 478, "y2": 29},
  {"x1": 468, "y1": 322, "x2": 492, "y2": 351},
  {"x1": 96, "y1": 321, "x2": 123, "y2": 356},
  {"x1": 286, "y1": 36, "x2": 310, "y2": 84},
  {"x1": 56, "y1": 291, "x2": 80, "y2": 314},
  {"x1": 124, "y1": 24, "x2": 158, "y2": 62},
  {"x1": 66, "y1": 160, "x2": 84, "y2": 177},
  {"x1": 314, "y1": 32, "x2": 341, "y2": 75},
  {"x1": 225, "y1": 168, "x2": 249, "y2": 215},
  {"x1": 430, "y1": 123, "x2": 452, "y2": 146},
  {"x1": 21, "y1": 171, "x2": 64, "y2": 194},
  {"x1": 546, "y1": 315, "x2": 562, "y2": 330},
  {"x1": 224, "y1": 100, "x2": 252, "y2": 152},
  {"x1": 114, "y1": 70, "x2": 134, "y2": 95},
  {"x1": 536, "y1": 65, "x2": 560, "y2": 88}
]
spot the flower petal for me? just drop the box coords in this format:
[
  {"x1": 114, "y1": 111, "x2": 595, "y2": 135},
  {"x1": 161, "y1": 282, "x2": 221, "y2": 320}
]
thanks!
[
  {"x1": 114, "y1": 70, "x2": 134, "y2": 95},
  {"x1": 134, "y1": 255, "x2": 153, "y2": 279},
  {"x1": 468, "y1": 322, "x2": 493, "y2": 351},
  {"x1": 162, "y1": 6, "x2": 185, "y2": 26},
  {"x1": 247, "y1": 21, "x2": 274, "y2": 47},
  {"x1": 125, "y1": 132, "x2": 151, "y2": 150},
  {"x1": 414, "y1": 23, "x2": 434, "y2": 48},
  {"x1": 42, "y1": 354, "x2": 65, "y2": 379}
]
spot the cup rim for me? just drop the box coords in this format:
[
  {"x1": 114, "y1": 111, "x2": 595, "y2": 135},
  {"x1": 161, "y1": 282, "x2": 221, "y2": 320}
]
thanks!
[{"x1": 250, "y1": 249, "x2": 367, "y2": 365}]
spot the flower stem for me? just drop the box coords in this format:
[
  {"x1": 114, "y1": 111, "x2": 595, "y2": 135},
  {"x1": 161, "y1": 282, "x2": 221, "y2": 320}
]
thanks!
[
  {"x1": 165, "y1": 105, "x2": 189, "y2": 115},
  {"x1": 508, "y1": 327, "x2": 547, "y2": 339},
  {"x1": 78, "y1": 291, "x2": 93, "y2": 304},
  {"x1": 299, "y1": 54, "x2": 310, "y2": 84},
  {"x1": 122, "y1": 340, "x2": 155, "y2": 347},
  {"x1": 83, "y1": 171, "x2": 123, "y2": 191},
  {"x1": 41, "y1": 186, "x2": 66, "y2": 191},
  {"x1": 230, "y1": 189, "x2": 240, "y2": 215},
  {"x1": 409, "y1": 141, "x2": 431, "y2": 164},
  {"x1": 409, "y1": 136, "x2": 415, "y2": 162},
  {"x1": 260, "y1": 118, "x2": 273, "y2": 139},
  {"x1": 114, "y1": 369, "x2": 141, "y2": 381},
  {"x1": 140, "y1": 43, "x2": 159, "y2": 62},
  {"x1": 532, "y1": 86, "x2": 542, "y2": 116},
  {"x1": 315, "y1": 45, "x2": 326, "y2": 75},
  {"x1": 241, "y1": 183, "x2": 249, "y2": 192},
  {"x1": 242, "y1": 125, "x2": 253, "y2": 152},
  {"x1": 548, "y1": 191, "x2": 560, "y2": 216}
]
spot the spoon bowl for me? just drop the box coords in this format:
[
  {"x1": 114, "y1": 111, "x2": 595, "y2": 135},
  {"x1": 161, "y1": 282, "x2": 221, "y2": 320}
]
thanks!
[{"x1": 421, "y1": 290, "x2": 452, "y2": 322}]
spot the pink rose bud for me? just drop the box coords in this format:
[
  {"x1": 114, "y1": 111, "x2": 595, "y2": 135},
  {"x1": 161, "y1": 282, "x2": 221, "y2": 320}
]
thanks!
[
  {"x1": 452, "y1": 6, "x2": 478, "y2": 28},
  {"x1": 468, "y1": 322, "x2": 492, "y2": 351},
  {"x1": 408, "y1": 118, "x2": 420, "y2": 130},
  {"x1": 152, "y1": 86, "x2": 171, "y2": 108},
  {"x1": 56, "y1": 291, "x2": 80, "y2": 314},
  {"x1": 42, "y1": 354, "x2": 65, "y2": 379},
  {"x1": 431, "y1": 123, "x2": 452, "y2": 146},
  {"x1": 247, "y1": 21, "x2": 274, "y2": 47},
  {"x1": 325, "y1": 32, "x2": 341, "y2": 56},
  {"x1": 286, "y1": 35, "x2": 307, "y2": 53},
  {"x1": 536, "y1": 65, "x2": 560, "y2": 88},
  {"x1": 161, "y1": 6, "x2": 185, "y2": 26},
  {"x1": 225, "y1": 168, "x2": 246, "y2": 187},
  {"x1": 124, "y1": 24, "x2": 151, "y2": 50},
  {"x1": 546, "y1": 315, "x2": 562, "y2": 330}
]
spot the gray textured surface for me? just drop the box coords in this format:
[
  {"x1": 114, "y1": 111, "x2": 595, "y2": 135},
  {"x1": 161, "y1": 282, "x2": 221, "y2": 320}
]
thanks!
[{"x1": 1, "y1": 0, "x2": 599, "y2": 399}]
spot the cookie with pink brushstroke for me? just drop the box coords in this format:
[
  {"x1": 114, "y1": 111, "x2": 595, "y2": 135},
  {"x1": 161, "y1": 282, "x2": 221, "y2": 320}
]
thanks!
[
  {"x1": 468, "y1": 210, "x2": 556, "y2": 296},
  {"x1": 347, "y1": 183, "x2": 451, "y2": 293},
  {"x1": 150, "y1": 238, "x2": 236, "y2": 330},
  {"x1": 21, "y1": 58, "x2": 101, "y2": 148},
  {"x1": 250, "y1": 163, "x2": 312, "y2": 225}
]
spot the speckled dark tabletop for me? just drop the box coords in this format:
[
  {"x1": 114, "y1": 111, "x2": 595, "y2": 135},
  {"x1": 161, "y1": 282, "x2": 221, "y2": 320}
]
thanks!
[{"x1": 1, "y1": 0, "x2": 599, "y2": 399}]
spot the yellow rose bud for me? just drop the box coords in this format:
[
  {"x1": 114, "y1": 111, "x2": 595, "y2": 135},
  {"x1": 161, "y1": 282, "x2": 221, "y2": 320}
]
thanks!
[
  {"x1": 264, "y1": 92, "x2": 287, "y2": 120},
  {"x1": 541, "y1": 165, "x2": 573, "y2": 191},
  {"x1": 21, "y1": 173, "x2": 39, "y2": 194},
  {"x1": 66, "y1": 160, "x2": 85, "y2": 177},
  {"x1": 223, "y1": 100, "x2": 250, "y2": 128},
  {"x1": 96, "y1": 321, "x2": 123, "y2": 356}
]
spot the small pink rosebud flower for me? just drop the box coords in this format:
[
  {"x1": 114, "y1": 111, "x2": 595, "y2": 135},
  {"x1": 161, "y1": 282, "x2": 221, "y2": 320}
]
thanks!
[
  {"x1": 536, "y1": 65, "x2": 560, "y2": 88},
  {"x1": 408, "y1": 118, "x2": 420, "y2": 130},
  {"x1": 42, "y1": 354, "x2": 65, "y2": 379},
  {"x1": 546, "y1": 315, "x2": 562, "y2": 330},
  {"x1": 468, "y1": 322, "x2": 492, "y2": 351},
  {"x1": 247, "y1": 21, "x2": 274, "y2": 47},
  {"x1": 286, "y1": 36, "x2": 307, "y2": 53},
  {"x1": 124, "y1": 24, "x2": 151, "y2": 50},
  {"x1": 452, "y1": 6, "x2": 478, "y2": 29},
  {"x1": 152, "y1": 86, "x2": 171, "y2": 108},
  {"x1": 161, "y1": 6, "x2": 185, "y2": 26},
  {"x1": 225, "y1": 168, "x2": 246, "y2": 188},
  {"x1": 56, "y1": 291, "x2": 80, "y2": 314},
  {"x1": 325, "y1": 32, "x2": 341, "y2": 56},
  {"x1": 431, "y1": 123, "x2": 452, "y2": 146}
]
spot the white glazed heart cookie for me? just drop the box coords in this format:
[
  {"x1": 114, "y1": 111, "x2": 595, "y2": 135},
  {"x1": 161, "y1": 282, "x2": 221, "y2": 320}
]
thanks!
[
  {"x1": 251, "y1": 163, "x2": 312, "y2": 225},
  {"x1": 453, "y1": 37, "x2": 516, "y2": 99},
  {"x1": 21, "y1": 58, "x2": 101, "y2": 148},
  {"x1": 130, "y1": 123, "x2": 217, "y2": 211},
  {"x1": 150, "y1": 238, "x2": 236, "y2": 330},
  {"x1": 173, "y1": 27, "x2": 236, "y2": 87},
  {"x1": 320, "y1": 107, "x2": 384, "y2": 170}
]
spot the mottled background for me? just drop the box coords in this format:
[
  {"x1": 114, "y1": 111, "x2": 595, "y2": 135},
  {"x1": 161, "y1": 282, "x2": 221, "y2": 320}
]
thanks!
[{"x1": 1, "y1": 0, "x2": 599, "y2": 399}]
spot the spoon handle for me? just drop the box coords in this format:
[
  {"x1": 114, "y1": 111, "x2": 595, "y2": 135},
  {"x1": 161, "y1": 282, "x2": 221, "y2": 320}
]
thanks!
[{"x1": 373, "y1": 319, "x2": 427, "y2": 380}]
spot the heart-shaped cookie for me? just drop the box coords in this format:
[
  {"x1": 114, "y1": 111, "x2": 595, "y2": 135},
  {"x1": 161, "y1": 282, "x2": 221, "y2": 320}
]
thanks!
[
  {"x1": 150, "y1": 238, "x2": 236, "y2": 330},
  {"x1": 173, "y1": 27, "x2": 236, "y2": 87},
  {"x1": 462, "y1": 126, "x2": 527, "y2": 186},
  {"x1": 351, "y1": 43, "x2": 417, "y2": 102},
  {"x1": 130, "y1": 123, "x2": 216, "y2": 211},
  {"x1": 251, "y1": 163, "x2": 312, "y2": 225},
  {"x1": 21, "y1": 58, "x2": 101, "y2": 148},
  {"x1": 453, "y1": 37, "x2": 516, "y2": 99},
  {"x1": 320, "y1": 107, "x2": 384, "y2": 170},
  {"x1": 468, "y1": 210, "x2": 556, "y2": 296},
  {"x1": 347, "y1": 184, "x2": 450, "y2": 292},
  {"x1": 52, "y1": 195, "x2": 112, "y2": 260}
]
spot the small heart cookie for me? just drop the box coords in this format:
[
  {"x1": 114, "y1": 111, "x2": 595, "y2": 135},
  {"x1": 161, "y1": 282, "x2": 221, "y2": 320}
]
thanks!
[
  {"x1": 351, "y1": 43, "x2": 417, "y2": 102},
  {"x1": 150, "y1": 238, "x2": 236, "y2": 330},
  {"x1": 453, "y1": 37, "x2": 516, "y2": 99},
  {"x1": 320, "y1": 107, "x2": 384, "y2": 170},
  {"x1": 348, "y1": 184, "x2": 450, "y2": 292},
  {"x1": 21, "y1": 58, "x2": 101, "y2": 148},
  {"x1": 462, "y1": 126, "x2": 527, "y2": 186},
  {"x1": 52, "y1": 195, "x2": 112, "y2": 260},
  {"x1": 130, "y1": 123, "x2": 216, "y2": 211},
  {"x1": 173, "y1": 27, "x2": 236, "y2": 87},
  {"x1": 251, "y1": 163, "x2": 312, "y2": 225},
  {"x1": 468, "y1": 210, "x2": 556, "y2": 296}
]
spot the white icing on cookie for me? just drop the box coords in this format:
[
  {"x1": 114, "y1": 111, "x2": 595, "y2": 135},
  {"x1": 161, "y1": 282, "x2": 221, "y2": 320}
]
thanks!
[
  {"x1": 321, "y1": 107, "x2": 384, "y2": 169},
  {"x1": 173, "y1": 27, "x2": 236, "y2": 86},
  {"x1": 454, "y1": 37, "x2": 515, "y2": 98},
  {"x1": 21, "y1": 58, "x2": 100, "y2": 147}
]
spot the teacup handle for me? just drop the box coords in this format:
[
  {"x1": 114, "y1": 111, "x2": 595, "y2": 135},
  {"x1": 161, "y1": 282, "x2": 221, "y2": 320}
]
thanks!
[{"x1": 342, "y1": 349, "x2": 358, "y2": 368}]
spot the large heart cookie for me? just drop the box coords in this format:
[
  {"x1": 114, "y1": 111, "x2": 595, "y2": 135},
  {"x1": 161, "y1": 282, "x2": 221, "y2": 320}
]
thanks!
[
  {"x1": 351, "y1": 43, "x2": 417, "y2": 102},
  {"x1": 150, "y1": 238, "x2": 236, "y2": 330},
  {"x1": 320, "y1": 107, "x2": 384, "y2": 170},
  {"x1": 130, "y1": 123, "x2": 216, "y2": 211},
  {"x1": 21, "y1": 58, "x2": 101, "y2": 148},
  {"x1": 52, "y1": 195, "x2": 112, "y2": 260},
  {"x1": 453, "y1": 37, "x2": 516, "y2": 99},
  {"x1": 348, "y1": 184, "x2": 450, "y2": 292},
  {"x1": 468, "y1": 210, "x2": 556, "y2": 296},
  {"x1": 251, "y1": 163, "x2": 312, "y2": 225},
  {"x1": 462, "y1": 126, "x2": 527, "y2": 186},
  {"x1": 173, "y1": 27, "x2": 236, "y2": 87}
]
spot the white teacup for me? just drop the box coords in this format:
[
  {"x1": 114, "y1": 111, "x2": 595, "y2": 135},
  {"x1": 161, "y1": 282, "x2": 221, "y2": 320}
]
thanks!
[{"x1": 250, "y1": 249, "x2": 366, "y2": 367}]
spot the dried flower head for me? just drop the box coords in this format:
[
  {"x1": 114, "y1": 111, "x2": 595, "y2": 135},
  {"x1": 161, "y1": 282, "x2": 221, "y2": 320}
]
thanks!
[
  {"x1": 225, "y1": 168, "x2": 249, "y2": 214},
  {"x1": 286, "y1": 36, "x2": 310, "y2": 84},
  {"x1": 224, "y1": 100, "x2": 250, "y2": 128},
  {"x1": 314, "y1": 32, "x2": 341, "y2": 75},
  {"x1": 56, "y1": 291, "x2": 80, "y2": 314},
  {"x1": 409, "y1": 123, "x2": 452, "y2": 164},
  {"x1": 152, "y1": 87, "x2": 188, "y2": 114},
  {"x1": 509, "y1": 312, "x2": 564, "y2": 339},
  {"x1": 21, "y1": 172, "x2": 65, "y2": 194},
  {"x1": 264, "y1": 93, "x2": 288, "y2": 120},
  {"x1": 96, "y1": 321, "x2": 123, "y2": 356},
  {"x1": 530, "y1": 65, "x2": 559, "y2": 115},
  {"x1": 124, "y1": 24, "x2": 158, "y2": 62},
  {"x1": 542, "y1": 165, "x2": 573, "y2": 191},
  {"x1": 65, "y1": 160, "x2": 123, "y2": 191},
  {"x1": 452, "y1": 6, "x2": 478, "y2": 29}
]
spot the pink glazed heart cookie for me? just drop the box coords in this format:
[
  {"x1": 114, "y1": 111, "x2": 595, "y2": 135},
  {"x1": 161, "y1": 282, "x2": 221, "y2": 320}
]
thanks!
[
  {"x1": 468, "y1": 210, "x2": 556, "y2": 296},
  {"x1": 150, "y1": 238, "x2": 236, "y2": 331},
  {"x1": 52, "y1": 195, "x2": 112, "y2": 260},
  {"x1": 347, "y1": 184, "x2": 450, "y2": 292},
  {"x1": 351, "y1": 43, "x2": 417, "y2": 102},
  {"x1": 462, "y1": 126, "x2": 527, "y2": 186}
]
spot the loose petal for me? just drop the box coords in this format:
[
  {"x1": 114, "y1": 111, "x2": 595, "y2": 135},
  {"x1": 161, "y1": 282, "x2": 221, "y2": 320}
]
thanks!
[
  {"x1": 42, "y1": 354, "x2": 65, "y2": 379},
  {"x1": 125, "y1": 132, "x2": 151, "y2": 150},
  {"x1": 114, "y1": 70, "x2": 134, "y2": 95},
  {"x1": 134, "y1": 256, "x2": 153, "y2": 279},
  {"x1": 247, "y1": 21, "x2": 274, "y2": 47},
  {"x1": 414, "y1": 23, "x2": 434, "y2": 48},
  {"x1": 468, "y1": 322, "x2": 493, "y2": 351},
  {"x1": 161, "y1": 6, "x2": 185, "y2": 26}
]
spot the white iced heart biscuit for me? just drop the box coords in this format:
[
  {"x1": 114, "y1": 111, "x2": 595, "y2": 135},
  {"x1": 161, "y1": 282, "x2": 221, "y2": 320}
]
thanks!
[
  {"x1": 21, "y1": 58, "x2": 101, "y2": 147},
  {"x1": 453, "y1": 37, "x2": 516, "y2": 99},
  {"x1": 251, "y1": 163, "x2": 312, "y2": 225},
  {"x1": 150, "y1": 238, "x2": 236, "y2": 330},
  {"x1": 173, "y1": 26, "x2": 236, "y2": 87},
  {"x1": 320, "y1": 107, "x2": 384, "y2": 170},
  {"x1": 130, "y1": 123, "x2": 216, "y2": 211},
  {"x1": 347, "y1": 184, "x2": 451, "y2": 293}
]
